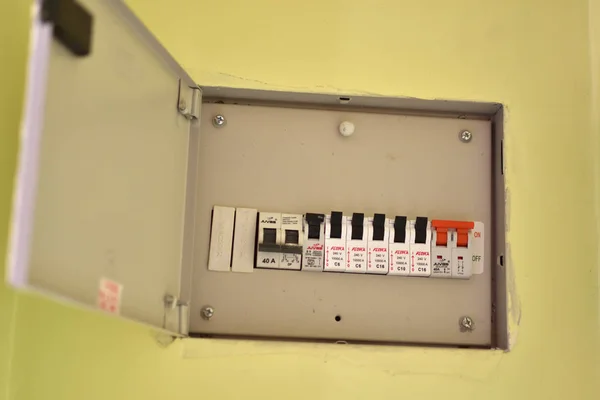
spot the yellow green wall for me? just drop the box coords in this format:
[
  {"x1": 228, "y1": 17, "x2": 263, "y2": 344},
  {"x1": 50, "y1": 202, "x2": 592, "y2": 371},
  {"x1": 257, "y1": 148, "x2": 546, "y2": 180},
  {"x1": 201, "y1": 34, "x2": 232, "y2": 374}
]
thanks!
[
  {"x1": 1, "y1": 0, "x2": 599, "y2": 399},
  {"x1": 0, "y1": 0, "x2": 29, "y2": 397}
]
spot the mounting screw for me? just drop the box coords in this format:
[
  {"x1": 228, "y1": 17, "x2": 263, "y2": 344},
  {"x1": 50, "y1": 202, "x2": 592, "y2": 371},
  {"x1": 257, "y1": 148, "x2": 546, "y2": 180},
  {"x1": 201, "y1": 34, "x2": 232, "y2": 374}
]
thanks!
[
  {"x1": 459, "y1": 130, "x2": 472, "y2": 143},
  {"x1": 212, "y1": 115, "x2": 226, "y2": 128},
  {"x1": 163, "y1": 294, "x2": 176, "y2": 309},
  {"x1": 201, "y1": 306, "x2": 214, "y2": 320},
  {"x1": 178, "y1": 100, "x2": 187, "y2": 112},
  {"x1": 459, "y1": 316, "x2": 475, "y2": 332}
]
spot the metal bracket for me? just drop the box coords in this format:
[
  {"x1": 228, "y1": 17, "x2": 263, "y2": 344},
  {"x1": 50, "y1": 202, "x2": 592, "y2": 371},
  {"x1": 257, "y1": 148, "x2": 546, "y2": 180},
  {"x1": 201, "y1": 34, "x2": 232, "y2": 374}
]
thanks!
[
  {"x1": 177, "y1": 302, "x2": 190, "y2": 336},
  {"x1": 163, "y1": 294, "x2": 189, "y2": 336},
  {"x1": 177, "y1": 80, "x2": 201, "y2": 120}
]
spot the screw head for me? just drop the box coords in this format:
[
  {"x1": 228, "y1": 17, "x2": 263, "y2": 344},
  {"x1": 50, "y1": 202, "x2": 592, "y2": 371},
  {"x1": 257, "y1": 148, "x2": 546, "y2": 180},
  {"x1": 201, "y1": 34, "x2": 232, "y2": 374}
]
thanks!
[
  {"x1": 459, "y1": 316, "x2": 474, "y2": 332},
  {"x1": 459, "y1": 130, "x2": 472, "y2": 143},
  {"x1": 178, "y1": 100, "x2": 187, "y2": 112},
  {"x1": 201, "y1": 306, "x2": 214, "y2": 320},
  {"x1": 212, "y1": 115, "x2": 226, "y2": 128},
  {"x1": 163, "y1": 294, "x2": 176, "y2": 309},
  {"x1": 339, "y1": 121, "x2": 355, "y2": 137}
]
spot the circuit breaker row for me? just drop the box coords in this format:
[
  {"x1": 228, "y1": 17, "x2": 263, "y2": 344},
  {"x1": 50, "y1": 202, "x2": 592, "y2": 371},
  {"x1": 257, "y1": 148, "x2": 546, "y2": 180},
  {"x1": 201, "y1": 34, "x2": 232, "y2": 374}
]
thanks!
[{"x1": 208, "y1": 206, "x2": 484, "y2": 279}]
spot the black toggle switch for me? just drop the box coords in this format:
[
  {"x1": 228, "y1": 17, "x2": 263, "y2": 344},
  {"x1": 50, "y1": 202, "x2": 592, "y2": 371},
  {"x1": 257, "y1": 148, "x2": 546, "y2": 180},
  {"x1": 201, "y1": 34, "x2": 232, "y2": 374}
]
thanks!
[
  {"x1": 330, "y1": 211, "x2": 343, "y2": 238},
  {"x1": 285, "y1": 229, "x2": 299, "y2": 245},
  {"x1": 351, "y1": 213, "x2": 364, "y2": 240},
  {"x1": 263, "y1": 228, "x2": 277, "y2": 244},
  {"x1": 305, "y1": 213, "x2": 325, "y2": 240},
  {"x1": 394, "y1": 216, "x2": 407, "y2": 243},
  {"x1": 415, "y1": 216, "x2": 428, "y2": 244},
  {"x1": 372, "y1": 213, "x2": 386, "y2": 241}
]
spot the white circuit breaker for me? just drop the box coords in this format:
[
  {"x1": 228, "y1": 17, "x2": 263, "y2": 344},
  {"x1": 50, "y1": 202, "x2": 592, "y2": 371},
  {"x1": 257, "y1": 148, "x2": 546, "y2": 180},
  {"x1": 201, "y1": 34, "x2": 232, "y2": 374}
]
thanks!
[
  {"x1": 388, "y1": 216, "x2": 410, "y2": 276},
  {"x1": 207, "y1": 206, "x2": 235, "y2": 272},
  {"x1": 207, "y1": 208, "x2": 484, "y2": 279},
  {"x1": 409, "y1": 217, "x2": 431, "y2": 277},
  {"x1": 324, "y1": 212, "x2": 347, "y2": 272},
  {"x1": 280, "y1": 213, "x2": 303, "y2": 270},
  {"x1": 302, "y1": 213, "x2": 325, "y2": 271},
  {"x1": 231, "y1": 208, "x2": 257, "y2": 273},
  {"x1": 451, "y1": 234, "x2": 472, "y2": 279},
  {"x1": 366, "y1": 214, "x2": 389, "y2": 274},
  {"x1": 430, "y1": 220, "x2": 477, "y2": 279},
  {"x1": 256, "y1": 212, "x2": 282, "y2": 269},
  {"x1": 431, "y1": 225, "x2": 452, "y2": 278},
  {"x1": 346, "y1": 213, "x2": 367, "y2": 273}
]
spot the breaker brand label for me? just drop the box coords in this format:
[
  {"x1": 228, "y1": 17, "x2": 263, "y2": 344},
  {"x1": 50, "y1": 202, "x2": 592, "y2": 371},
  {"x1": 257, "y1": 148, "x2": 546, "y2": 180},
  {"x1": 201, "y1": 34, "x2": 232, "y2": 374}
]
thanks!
[
  {"x1": 410, "y1": 245, "x2": 431, "y2": 276},
  {"x1": 368, "y1": 247, "x2": 388, "y2": 273},
  {"x1": 388, "y1": 247, "x2": 410, "y2": 275},
  {"x1": 431, "y1": 253, "x2": 451, "y2": 277},
  {"x1": 325, "y1": 244, "x2": 345, "y2": 270},
  {"x1": 303, "y1": 243, "x2": 324, "y2": 270},
  {"x1": 346, "y1": 246, "x2": 367, "y2": 273}
]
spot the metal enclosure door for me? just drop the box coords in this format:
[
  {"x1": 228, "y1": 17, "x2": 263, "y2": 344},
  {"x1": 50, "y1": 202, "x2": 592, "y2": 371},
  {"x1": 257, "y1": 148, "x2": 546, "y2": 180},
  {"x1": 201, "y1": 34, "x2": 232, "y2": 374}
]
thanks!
[{"x1": 7, "y1": 0, "x2": 196, "y2": 334}]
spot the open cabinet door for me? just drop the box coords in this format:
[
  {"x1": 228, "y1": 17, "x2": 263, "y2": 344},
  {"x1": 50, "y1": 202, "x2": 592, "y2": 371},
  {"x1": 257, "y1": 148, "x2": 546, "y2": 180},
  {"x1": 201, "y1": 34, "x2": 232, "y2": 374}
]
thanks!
[{"x1": 7, "y1": 0, "x2": 199, "y2": 335}]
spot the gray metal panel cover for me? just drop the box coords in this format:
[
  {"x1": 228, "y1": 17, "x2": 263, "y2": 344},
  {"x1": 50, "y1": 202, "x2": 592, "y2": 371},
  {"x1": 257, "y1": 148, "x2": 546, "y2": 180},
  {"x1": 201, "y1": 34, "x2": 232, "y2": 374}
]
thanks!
[
  {"x1": 191, "y1": 103, "x2": 492, "y2": 346},
  {"x1": 8, "y1": 0, "x2": 194, "y2": 333}
]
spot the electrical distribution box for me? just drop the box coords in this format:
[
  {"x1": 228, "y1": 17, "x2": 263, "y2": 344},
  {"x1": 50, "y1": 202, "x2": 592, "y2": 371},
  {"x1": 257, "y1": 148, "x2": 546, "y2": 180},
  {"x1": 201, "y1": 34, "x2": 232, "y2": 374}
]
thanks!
[{"x1": 8, "y1": 0, "x2": 508, "y2": 348}]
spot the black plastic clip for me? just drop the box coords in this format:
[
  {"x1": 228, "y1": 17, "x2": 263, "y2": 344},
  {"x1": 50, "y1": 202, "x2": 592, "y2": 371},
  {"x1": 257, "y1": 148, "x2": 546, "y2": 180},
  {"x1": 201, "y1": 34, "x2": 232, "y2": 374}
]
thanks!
[
  {"x1": 415, "y1": 216, "x2": 428, "y2": 244},
  {"x1": 351, "y1": 213, "x2": 364, "y2": 240},
  {"x1": 305, "y1": 213, "x2": 325, "y2": 240},
  {"x1": 372, "y1": 213, "x2": 386, "y2": 241},
  {"x1": 330, "y1": 211, "x2": 343, "y2": 239},
  {"x1": 393, "y1": 216, "x2": 407, "y2": 243},
  {"x1": 42, "y1": 0, "x2": 93, "y2": 56}
]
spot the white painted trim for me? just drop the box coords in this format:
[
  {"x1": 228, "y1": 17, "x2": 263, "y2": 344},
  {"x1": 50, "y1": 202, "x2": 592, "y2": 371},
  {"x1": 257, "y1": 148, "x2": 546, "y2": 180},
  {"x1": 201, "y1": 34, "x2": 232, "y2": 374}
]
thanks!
[{"x1": 6, "y1": 0, "x2": 52, "y2": 288}]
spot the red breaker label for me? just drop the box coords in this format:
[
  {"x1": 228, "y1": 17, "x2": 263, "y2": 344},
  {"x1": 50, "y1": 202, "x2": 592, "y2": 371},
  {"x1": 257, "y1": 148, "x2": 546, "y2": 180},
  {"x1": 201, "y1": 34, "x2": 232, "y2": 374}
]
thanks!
[
  {"x1": 410, "y1": 247, "x2": 431, "y2": 276},
  {"x1": 325, "y1": 244, "x2": 346, "y2": 272},
  {"x1": 388, "y1": 247, "x2": 410, "y2": 275},
  {"x1": 367, "y1": 247, "x2": 389, "y2": 274},
  {"x1": 346, "y1": 246, "x2": 367, "y2": 273},
  {"x1": 303, "y1": 243, "x2": 324, "y2": 271}
]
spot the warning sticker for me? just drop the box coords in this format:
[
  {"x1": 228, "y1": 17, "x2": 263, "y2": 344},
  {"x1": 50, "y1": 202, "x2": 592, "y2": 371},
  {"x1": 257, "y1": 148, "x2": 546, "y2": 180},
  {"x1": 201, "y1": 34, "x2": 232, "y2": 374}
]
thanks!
[{"x1": 98, "y1": 278, "x2": 123, "y2": 314}]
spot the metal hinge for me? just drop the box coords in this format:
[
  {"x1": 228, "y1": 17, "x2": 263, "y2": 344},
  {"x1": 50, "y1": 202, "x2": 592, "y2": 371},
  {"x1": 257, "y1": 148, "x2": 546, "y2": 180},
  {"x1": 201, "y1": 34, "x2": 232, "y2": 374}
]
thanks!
[
  {"x1": 177, "y1": 80, "x2": 201, "y2": 120},
  {"x1": 163, "y1": 294, "x2": 189, "y2": 336}
]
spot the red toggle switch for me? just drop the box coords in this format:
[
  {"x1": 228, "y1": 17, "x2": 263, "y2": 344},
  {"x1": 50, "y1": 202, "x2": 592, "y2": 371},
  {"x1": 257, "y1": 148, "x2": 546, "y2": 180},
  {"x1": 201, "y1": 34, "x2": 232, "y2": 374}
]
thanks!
[{"x1": 431, "y1": 220, "x2": 475, "y2": 248}]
